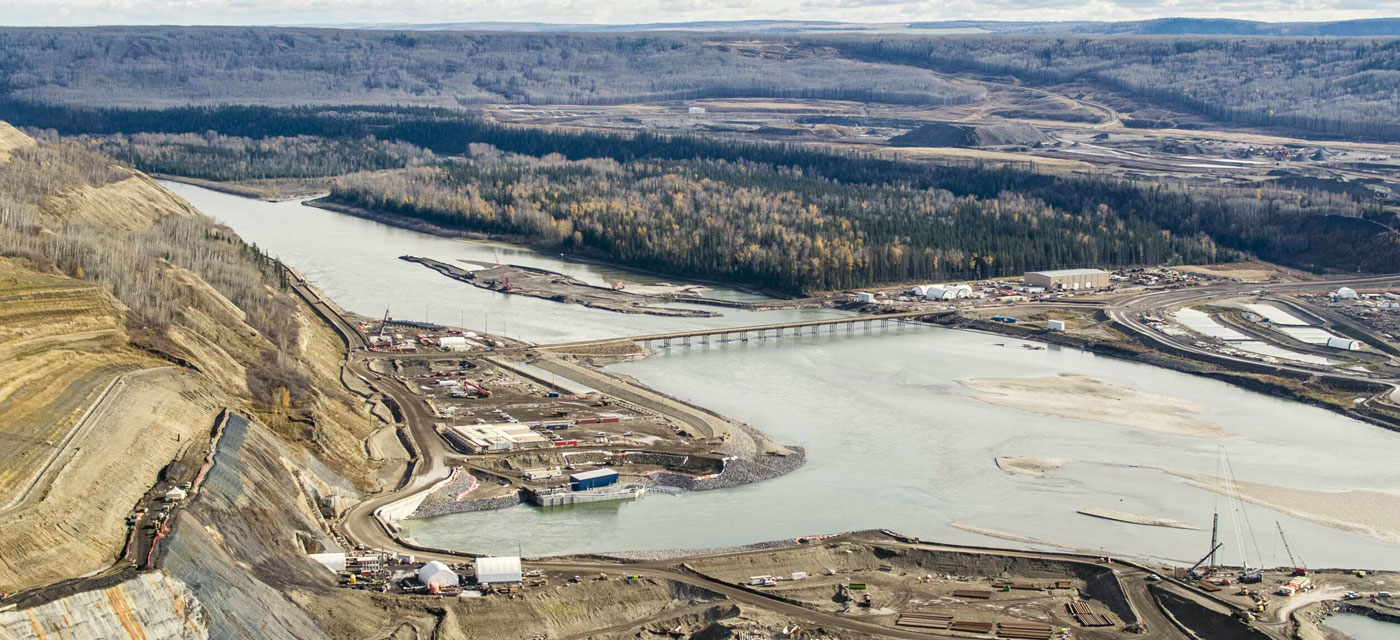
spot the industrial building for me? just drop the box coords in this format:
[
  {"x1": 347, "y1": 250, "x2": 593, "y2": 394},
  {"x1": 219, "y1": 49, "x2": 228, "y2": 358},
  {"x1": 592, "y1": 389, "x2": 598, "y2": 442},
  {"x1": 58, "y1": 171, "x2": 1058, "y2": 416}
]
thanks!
[
  {"x1": 475, "y1": 556, "x2": 522, "y2": 584},
  {"x1": 570, "y1": 468, "x2": 619, "y2": 491},
  {"x1": 1023, "y1": 269, "x2": 1110, "y2": 290},
  {"x1": 443, "y1": 423, "x2": 551, "y2": 453},
  {"x1": 417, "y1": 560, "x2": 459, "y2": 590}
]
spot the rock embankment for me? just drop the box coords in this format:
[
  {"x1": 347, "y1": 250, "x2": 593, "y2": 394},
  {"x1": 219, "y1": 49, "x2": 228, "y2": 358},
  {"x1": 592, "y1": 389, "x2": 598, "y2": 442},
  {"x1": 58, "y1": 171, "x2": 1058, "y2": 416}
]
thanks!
[
  {"x1": 406, "y1": 471, "x2": 522, "y2": 519},
  {"x1": 648, "y1": 447, "x2": 806, "y2": 492}
]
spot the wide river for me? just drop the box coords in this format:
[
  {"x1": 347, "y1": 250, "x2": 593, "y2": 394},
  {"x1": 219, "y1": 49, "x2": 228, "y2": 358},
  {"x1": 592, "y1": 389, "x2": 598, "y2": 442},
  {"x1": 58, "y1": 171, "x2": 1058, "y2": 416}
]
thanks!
[{"x1": 167, "y1": 182, "x2": 1400, "y2": 569}]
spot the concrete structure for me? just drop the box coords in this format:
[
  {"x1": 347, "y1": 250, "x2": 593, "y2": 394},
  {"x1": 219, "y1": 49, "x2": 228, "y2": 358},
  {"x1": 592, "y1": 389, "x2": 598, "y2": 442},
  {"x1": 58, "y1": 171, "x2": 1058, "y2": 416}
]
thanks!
[
  {"x1": 570, "y1": 468, "x2": 619, "y2": 490},
  {"x1": 530, "y1": 483, "x2": 646, "y2": 507},
  {"x1": 475, "y1": 556, "x2": 522, "y2": 584},
  {"x1": 417, "y1": 560, "x2": 459, "y2": 589},
  {"x1": 1024, "y1": 269, "x2": 1109, "y2": 290},
  {"x1": 443, "y1": 423, "x2": 550, "y2": 453},
  {"x1": 1047, "y1": 319, "x2": 1066, "y2": 331}
]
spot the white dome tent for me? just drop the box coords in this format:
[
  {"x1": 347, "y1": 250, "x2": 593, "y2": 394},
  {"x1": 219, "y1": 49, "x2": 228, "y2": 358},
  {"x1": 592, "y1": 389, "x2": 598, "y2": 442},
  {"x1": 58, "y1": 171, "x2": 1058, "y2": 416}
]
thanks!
[{"x1": 417, "y1": 560, "x2": 459, "y2": 591}]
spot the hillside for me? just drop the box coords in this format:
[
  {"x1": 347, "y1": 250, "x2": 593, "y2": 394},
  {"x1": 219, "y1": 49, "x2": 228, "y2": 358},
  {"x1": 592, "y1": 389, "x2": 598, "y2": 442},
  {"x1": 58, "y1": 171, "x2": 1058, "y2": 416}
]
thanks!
[
  {"x1": 0, "y1": 121, "x2": 377, "y2": 594},
  {"x1": 0, "y1": 28, "x2": 978, "y2": 108}
]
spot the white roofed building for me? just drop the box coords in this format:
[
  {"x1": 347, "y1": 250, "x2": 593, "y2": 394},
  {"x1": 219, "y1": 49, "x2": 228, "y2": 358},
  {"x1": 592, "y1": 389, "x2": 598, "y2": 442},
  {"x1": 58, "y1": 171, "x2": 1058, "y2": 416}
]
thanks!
[{"x1": 475, "y1": 556, "x2": 522, "y2": 584}]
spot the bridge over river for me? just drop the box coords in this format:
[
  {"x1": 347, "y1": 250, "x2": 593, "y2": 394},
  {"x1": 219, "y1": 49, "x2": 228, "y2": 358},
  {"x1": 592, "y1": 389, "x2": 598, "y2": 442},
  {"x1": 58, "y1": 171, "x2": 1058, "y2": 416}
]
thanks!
[{"x1": 540, "y1": 310, "x2": 949, "y2": 352}]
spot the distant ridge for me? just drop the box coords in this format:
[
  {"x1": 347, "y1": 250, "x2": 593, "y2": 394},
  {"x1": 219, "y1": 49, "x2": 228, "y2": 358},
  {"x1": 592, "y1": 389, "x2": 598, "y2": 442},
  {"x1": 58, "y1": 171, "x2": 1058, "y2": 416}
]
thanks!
[{"x1": 326, "y1": 17, "x2": 1400, "y2": 37}]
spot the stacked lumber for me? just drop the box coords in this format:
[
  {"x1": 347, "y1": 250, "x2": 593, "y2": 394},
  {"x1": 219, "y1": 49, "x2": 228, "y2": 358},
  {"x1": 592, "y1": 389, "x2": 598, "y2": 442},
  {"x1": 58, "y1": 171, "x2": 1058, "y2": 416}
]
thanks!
[
  {"x1": 896, "y1": 612, "x2": 953, "y2": 629},
  {"x1": 953, "y1": 589, "x2": 994, "y2": 599},
  {"x1": 949, "y1": 621, "x2": 996, "y2": 634},
  {"x1": 997, "y1": 621, "x2": 1054, "y2": 639},
  {"x1": 1068, "y1": 601, "x2": 1113, "y2": 627}
]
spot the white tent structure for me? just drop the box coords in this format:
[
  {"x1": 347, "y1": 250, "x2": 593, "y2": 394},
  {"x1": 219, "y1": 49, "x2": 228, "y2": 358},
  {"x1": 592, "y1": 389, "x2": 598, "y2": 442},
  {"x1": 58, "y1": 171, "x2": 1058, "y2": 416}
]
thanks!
[
  {"x1": 417, "y1": 560, "x2": 459, "y2": 589},
  {"x1": 924, "y1": 284, "x2": 973, "y2": 300},
  {"x1": 1336, "y1": 287, "x2": 1360, "y2": 300},
  {"x1": 475, "y1": 556, "x2": 522, "y2": 584}
]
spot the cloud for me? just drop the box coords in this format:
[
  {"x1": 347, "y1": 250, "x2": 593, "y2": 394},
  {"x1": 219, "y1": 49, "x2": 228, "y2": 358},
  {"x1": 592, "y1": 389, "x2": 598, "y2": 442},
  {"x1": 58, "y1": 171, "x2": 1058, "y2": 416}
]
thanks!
[{"x1": 0, "y1": 0, "x2": 1393, "y2": 26}]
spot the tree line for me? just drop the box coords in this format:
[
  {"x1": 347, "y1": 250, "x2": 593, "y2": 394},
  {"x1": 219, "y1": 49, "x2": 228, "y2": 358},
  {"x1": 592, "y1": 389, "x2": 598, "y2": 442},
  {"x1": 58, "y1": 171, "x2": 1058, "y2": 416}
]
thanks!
[{"x1": 9, "y1": 100, "x2": 1396, "y2": 286}]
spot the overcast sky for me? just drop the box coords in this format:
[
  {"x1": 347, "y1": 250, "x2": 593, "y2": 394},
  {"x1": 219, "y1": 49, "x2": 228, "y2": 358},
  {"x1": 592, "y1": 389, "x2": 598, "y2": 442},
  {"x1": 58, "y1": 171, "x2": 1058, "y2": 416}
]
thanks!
[{"x1": 1, "y1": 0, "x2": 1394, "y2": 27}]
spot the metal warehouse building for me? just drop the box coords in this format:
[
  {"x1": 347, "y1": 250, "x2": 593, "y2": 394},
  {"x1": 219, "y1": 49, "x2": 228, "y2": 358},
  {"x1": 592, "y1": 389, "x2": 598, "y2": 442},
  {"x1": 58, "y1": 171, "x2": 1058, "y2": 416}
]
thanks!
[
  {"x1": 570, "y1": 468, "x2": 619, "y2": 491},
  {"x1": 1024, "y1": 268, "x2": 1109, "y2": 290}
]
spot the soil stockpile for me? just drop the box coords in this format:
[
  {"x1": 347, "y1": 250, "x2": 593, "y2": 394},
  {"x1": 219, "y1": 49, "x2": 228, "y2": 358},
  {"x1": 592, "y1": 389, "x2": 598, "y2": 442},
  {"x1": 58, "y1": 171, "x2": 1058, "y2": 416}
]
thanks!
[{"x1": 889, "y1": 122, "x2": 1052, "y2": 148}]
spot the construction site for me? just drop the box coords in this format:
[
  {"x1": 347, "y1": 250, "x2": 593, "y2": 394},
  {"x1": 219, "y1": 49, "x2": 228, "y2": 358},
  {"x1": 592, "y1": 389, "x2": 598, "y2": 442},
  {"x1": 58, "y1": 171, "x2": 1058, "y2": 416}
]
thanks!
[{"x1": 4, "y1": 124, "x2": 1400, "y2": 639}]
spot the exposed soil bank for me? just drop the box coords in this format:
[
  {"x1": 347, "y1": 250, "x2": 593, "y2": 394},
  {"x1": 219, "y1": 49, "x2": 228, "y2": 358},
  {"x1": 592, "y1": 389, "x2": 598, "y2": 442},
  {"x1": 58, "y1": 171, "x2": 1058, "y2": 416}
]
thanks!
[{"x1": 400, "y1": 255, "x2": 719, "y2": 317}]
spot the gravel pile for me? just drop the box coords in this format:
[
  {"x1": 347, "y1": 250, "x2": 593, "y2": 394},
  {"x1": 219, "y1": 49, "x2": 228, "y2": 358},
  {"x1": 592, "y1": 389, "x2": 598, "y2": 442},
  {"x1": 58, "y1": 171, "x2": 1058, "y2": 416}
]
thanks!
[{"x1": 409, "y1": 492, "x2": 522, "y2": 519}]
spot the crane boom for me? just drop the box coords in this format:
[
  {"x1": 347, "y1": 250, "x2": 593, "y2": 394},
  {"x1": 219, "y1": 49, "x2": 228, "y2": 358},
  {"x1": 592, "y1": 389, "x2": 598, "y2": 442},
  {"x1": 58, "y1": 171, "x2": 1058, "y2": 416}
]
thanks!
[
  {"x1": 1277, "y1": 521, "x2": 1306, "y2": 573},
  {"x1": 1188, "y1": 543, "x2": 1224, "y2": 578}
]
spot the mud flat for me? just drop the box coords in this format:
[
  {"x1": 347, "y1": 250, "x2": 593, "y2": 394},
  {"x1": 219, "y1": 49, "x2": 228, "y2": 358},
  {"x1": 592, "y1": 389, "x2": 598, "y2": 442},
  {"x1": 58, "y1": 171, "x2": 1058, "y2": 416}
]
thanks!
[
  {"x1": 1170, "y1": 471, "x2": 1400, "y2": 544},
  {"x1": 995, "y1": 456, "x2": 1066, "y2": 477},
  {"x1": 959, "y1": 373, "x2": 1228, "y2": 438},
  {"x1": 949, "y1": 523, "x2": 1071, "y2": 549},
  {"x1": 1077, "y1": 508, "x2": 1202, "y2": 530}
]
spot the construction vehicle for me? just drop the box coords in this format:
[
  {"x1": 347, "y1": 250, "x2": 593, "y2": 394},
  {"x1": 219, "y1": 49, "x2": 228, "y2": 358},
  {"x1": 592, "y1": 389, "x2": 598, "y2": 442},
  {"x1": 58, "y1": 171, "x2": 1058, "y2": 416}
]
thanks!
[
  {"x1": 1276, "y1": 521, "x2": 1307, "y2": 576},
  {"x1": 492, "y1": 249, "x2": 512, "y2": 292},
  {"x1": 1187, "y1": 543, "x2": 1224, "y2": 581}
]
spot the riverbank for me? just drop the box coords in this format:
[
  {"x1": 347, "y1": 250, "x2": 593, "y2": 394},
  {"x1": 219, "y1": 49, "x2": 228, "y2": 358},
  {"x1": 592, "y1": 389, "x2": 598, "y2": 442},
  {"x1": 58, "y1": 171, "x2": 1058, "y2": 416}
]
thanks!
[
  {"x1": 155, "y1": 174, "x2": 329, "y2": 202},
  {"x1": 399, "y1": 255, "x2": 721, "y2": 318},
  {"x1": 305, "y1": 197, "x2": 803, "y2": 301}
]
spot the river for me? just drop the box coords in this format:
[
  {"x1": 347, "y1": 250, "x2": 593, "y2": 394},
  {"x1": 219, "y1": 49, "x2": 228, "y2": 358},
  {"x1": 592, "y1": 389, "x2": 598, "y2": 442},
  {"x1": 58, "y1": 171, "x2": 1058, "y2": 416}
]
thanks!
[
  {"x1": 166, "y1": 181, "x2": 1400, "y2": 569},
  {"x1": 1324, "y1": 613, "x2": 1400, "y2": 640}
]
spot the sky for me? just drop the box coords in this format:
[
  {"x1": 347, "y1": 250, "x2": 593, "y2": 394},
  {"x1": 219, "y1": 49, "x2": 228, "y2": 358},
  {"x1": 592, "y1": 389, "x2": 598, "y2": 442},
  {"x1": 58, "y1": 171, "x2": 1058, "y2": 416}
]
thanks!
[{"x1": 0, "y1": 0, "x2": 1394, "y2": 27}]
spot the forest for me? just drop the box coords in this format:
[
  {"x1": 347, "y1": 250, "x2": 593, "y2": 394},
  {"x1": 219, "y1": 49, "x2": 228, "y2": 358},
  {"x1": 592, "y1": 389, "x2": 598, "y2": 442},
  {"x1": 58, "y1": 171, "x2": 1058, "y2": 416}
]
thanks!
[
  {"x1": 0, "y1": 28, "x2": 978, "y2": 108},
  {"x1": 68, "y1": 132, "x2": 438, "y2": 180},
  {"x1": 326, "y1": 149, "x2": 1229, "y2": 292},
  {"x1": 826, "y1": 36, "x2": 1400, "y2": 140},
  {"x1": 3, "y1": 27, "x2": 1400, "y2": 141},
  {"x1": 13, "y1": 98, "x2": 1396, "y2": 291},
  {"x1": 322, "y1": 143, "x2": 1400, "y2": 292}
]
